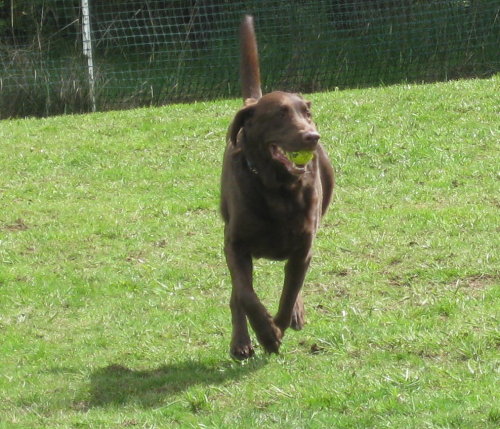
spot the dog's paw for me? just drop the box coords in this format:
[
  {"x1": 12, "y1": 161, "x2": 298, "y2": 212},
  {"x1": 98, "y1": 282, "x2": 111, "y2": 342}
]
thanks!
[
  {"x1": 230, "y1": 341, "x2": 255, "y2": 360},
  {"x1": 256, "y1": 322, "x2": 283, "y2": 354},
  {"x1": 290, "y1": 299, "x2": 305, "y2": 331},
  {"x1": 247, "y1": 306, "x2": 283, "y2": 354}
]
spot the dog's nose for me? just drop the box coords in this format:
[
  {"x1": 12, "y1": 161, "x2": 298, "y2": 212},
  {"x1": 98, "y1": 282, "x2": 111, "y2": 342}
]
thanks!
[{"x1": 303, "y1": 131, "x2": 320, "y2": 147}]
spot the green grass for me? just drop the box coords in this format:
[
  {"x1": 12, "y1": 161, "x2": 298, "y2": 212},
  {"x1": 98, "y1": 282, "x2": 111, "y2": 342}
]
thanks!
[{"x1": 1, "y1": 76, "x2": 499, "y2": 428}]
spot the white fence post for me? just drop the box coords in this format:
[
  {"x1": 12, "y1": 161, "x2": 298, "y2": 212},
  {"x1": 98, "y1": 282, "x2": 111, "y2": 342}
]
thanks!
[{"x1": 81, "y1": 0, "x2": 96, "y2": 112}]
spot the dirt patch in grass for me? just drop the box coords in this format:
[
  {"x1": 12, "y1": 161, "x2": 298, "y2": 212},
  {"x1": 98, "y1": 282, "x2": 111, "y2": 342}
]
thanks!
[
  {"x1": 3, "y1": 218, "x2": 29, "y2": 231},
  {"x1": 452, "y1": 274, "x2": 498, "y2": 293}
]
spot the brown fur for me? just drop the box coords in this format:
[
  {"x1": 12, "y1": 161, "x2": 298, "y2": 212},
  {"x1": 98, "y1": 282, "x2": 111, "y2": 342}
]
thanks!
[{"x1": 220, "y1": 15, "x2": 334, "y2": 359}]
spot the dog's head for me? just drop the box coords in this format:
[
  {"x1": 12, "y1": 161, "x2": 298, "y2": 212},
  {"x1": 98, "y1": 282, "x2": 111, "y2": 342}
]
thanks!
[{"x1": 229, "y1": 91, "x2": 320, "y2": 176}]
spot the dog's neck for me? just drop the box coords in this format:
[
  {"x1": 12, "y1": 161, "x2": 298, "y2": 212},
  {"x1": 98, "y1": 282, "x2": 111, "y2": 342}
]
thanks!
[
  {"x1": 243, "y1": 152, "x2": 309, "y2": 193},
  {"x1": 239, "y1": 130, "x2": 260, "y2": 176}
]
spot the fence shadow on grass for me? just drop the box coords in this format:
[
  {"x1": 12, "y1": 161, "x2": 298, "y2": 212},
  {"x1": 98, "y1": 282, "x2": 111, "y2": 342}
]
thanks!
[{"x1": 89, "y1": 357, "x2": 266, "y2": 407}]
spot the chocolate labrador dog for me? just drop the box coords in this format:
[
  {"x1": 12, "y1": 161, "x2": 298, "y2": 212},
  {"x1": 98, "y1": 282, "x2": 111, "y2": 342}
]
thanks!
[{"x1": 220, "y1": 15, "x2": 334, "y2": 359}]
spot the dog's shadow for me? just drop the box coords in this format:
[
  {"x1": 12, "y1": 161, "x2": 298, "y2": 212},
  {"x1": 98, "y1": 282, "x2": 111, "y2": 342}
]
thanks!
[{"x1": 89, "y1": 357, "x2": 266, "y2": 407}]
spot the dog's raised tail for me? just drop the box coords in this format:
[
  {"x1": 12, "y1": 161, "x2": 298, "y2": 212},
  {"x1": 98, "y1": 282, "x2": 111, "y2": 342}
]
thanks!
[{"x1": 240, "y1": 15, "x2": 262, "y2": 101}]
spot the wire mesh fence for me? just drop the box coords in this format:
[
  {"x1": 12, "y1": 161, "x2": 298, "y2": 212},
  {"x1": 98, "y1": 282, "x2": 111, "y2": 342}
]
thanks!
[{"x1": 1, "y1": 0, "x2": 498, "y2": 119}]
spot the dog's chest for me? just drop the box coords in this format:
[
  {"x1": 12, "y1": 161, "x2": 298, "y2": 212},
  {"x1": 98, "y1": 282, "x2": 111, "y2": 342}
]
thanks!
[{"x1": 248, "y1": 186, "x2": 320, "y2": 259}]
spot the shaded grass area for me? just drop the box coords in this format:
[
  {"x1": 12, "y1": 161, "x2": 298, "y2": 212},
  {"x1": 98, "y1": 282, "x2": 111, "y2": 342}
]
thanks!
[{"x1": 0, "y1": 76, "x2": 499, "y2": 427}]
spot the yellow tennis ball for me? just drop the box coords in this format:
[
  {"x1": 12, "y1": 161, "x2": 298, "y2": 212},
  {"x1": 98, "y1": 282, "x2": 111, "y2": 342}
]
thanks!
[{"x1": 286, "y1": 150, "x2": 314, "y2": 165}]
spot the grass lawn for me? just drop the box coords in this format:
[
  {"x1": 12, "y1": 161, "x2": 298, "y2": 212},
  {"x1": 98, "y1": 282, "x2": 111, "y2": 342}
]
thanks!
[{"x1": 0, "y1": 76, "x2": 498, "y2": 428}]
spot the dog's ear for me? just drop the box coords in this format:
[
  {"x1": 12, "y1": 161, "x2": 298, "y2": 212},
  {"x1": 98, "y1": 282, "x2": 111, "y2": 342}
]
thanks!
[{"x1": 228, "y1": 104, "x2": 255, "y2": 146}]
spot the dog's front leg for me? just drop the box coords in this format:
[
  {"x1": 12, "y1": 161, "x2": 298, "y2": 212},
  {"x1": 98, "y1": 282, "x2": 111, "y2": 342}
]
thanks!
[
  {"x1": 274, "y1": 251, "x2": 312, "y2": 333},
  {"x1": 225, "y1": 242, "x2": 254, "y2": 359},
  {"x1": 225, "y1": 241, "x2": 282, "y2": 356}
]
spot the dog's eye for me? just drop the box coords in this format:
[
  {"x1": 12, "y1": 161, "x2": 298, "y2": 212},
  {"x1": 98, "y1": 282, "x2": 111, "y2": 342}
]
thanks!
[
  {"x1": 303, "y1": 108, "x2": 312, "y2": 119},
  {"x1": 279, "y1": 105, "x2": 290, "y2": 117}
]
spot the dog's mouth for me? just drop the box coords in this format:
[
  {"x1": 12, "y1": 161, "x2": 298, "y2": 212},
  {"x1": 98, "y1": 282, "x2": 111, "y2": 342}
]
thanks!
[{"x1": 271, "y1": 145, "x2": 314, "y2": 174}]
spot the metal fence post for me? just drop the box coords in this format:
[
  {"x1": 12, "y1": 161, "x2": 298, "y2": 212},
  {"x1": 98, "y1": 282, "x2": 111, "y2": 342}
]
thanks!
[{"x1": 81, "y1": 0, "x2": 96, "y2": 112}]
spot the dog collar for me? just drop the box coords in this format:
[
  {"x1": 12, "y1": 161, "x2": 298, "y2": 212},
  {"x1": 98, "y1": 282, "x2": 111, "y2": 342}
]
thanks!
[{"x1": 245, "y1": 156, "x2": 259, "y2": 175}]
